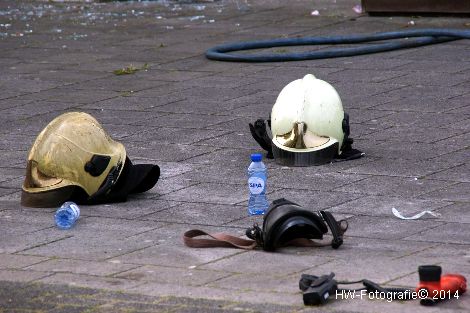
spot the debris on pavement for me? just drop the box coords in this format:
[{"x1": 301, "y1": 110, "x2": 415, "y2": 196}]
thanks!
[
  {"x1": 113, "y1": 63, "x2": 149, "y2": 75},
  {"x1": 392, "y1": 207, "x2": 441, "y2": 220}
]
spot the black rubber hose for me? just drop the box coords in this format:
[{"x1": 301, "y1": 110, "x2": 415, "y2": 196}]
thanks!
[{"x1": 206, "y1": 28, "x2": 470, "y2": 62}]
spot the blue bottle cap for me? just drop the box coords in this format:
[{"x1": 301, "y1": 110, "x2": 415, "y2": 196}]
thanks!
[{"x1": 251, "y1": 153, "x2": 262, "y2": 162}]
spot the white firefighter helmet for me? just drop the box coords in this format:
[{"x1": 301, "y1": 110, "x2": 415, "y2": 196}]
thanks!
[{"x1": 270, "y1": 74, "x2": 346, "y2": 166}]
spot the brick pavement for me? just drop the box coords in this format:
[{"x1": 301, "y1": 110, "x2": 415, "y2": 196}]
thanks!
[{"x1": 0, "y1": 0, "x2": 469, "y2": 312}]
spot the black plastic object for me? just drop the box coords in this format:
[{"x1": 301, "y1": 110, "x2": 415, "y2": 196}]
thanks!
[
  {"x1": 300, "y1": 272, "x2": 414, "y2": 306},
  {"x1": 300, "y1": 273, "x2": 338, "y2": 305},
  {"x1": 246, "y1": 198, "x2": 346, "y2": 251},
  {"x1": 418, "y1": 265, "x2": 442, "y2": 282},
  {"x1": 206, "y1": 29, "x2": 470, "y2": 62}
]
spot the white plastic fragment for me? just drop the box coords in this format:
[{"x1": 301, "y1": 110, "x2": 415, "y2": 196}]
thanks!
[
  {"x1": 392, "y1": 207, "x2": 441, "y2": 220},
  {"x1": 310, "y1": 10, "x2": 320, "y2": 16},
  {"x1": 353, "y1": 4, "x2": 362, "y2": 14}
]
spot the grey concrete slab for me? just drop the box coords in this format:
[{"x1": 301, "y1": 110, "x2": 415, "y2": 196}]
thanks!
[
  {"x1": 114, "y1": 265, "x2": 231, "y2": 286},
  {"x1": 433, "y1": 202, "x2": 470, "y2": 224},
  {"x1": 38, "y1": 272, "x2": 143, "y2": 291},
  {"x1": 161, "y1": 182, "x2": 247, "y2": 205},
  {"x1": 19, "y1": 230, "x2": 157, "y2": 261},
  {"x1": 419, "y1": 182, "x2": 470, "y2": 202},
  {"x1": 199, "y1": 249, "x2": 333, "y2": 276},
  {"x1": 267, "y1": 189, "x2": 362, "y2": 211},
  {"x1": 0, "y1": 167, "x2": 23, "y2": 183},
  {"x1": 334, "y1": 176, "x2": 455, "y2": 198},
  {"x1": 112, "y1": 240, "x2": 245, "y2": 269},
  {"x1": 80, "y1": 199, "x2": 178, "y2": 220},
  {"x1": 125, "y1": 142, "x2": 218, "y2": 163},
  {"x1": 403, "y1": 222, "x2": 470, "y2": 245},
  {"x1": 0, "y1": 269, "x2": 52, "y2": 283},
  {"x1": 345, "y1": 158, "x2": 462, "y2": 177},
  {"x1": 0, "y1": 228, "x2": 71, "y2": 254},
  {"x1": 0, "y1": 254, "x2": 48, "y2": 270},
  {"x1": 344, "y1": 215, "x2": 444, "y2": 240},
  {"x1": 427, "y1": 163, "x2": 470, "y2": 183},
  {"x1": 25, "y1": 258, "x2": 139, "y2": 277},
  {"x1": 328, "y1": 195, "x2": 449, "y2": 217},
  {"x1": 143, "y1": 202, "x2": 247, "y2": 226},
  {"x1": 271, "y1": 171, "x2": 368, "y2": 192},
  {"x1": 135, "y1": 112, "x2": 239, "y2": 130}
]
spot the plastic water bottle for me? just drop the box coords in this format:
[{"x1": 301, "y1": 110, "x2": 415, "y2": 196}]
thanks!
[
  {"x1": 54, "y1": 201, "x2": 80, "y2": 229},
  {"x1": 247, "y1": 153, "x2": 269, "y2": 215}
]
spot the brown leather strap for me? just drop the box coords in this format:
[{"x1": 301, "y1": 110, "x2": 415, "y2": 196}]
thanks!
[
  {"x1": 285, "y1": 238, "x2": 331, "y2": 247},
  {"x1": 183, "y1": 230, "x2": 337, "y2": 250},
  {"x1": 183, "y1": 229, "x2": 257, "y2": 250}
]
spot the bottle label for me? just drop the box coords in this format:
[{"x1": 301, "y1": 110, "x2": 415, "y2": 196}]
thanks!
[
  {"x1": 248, "y1": 177, "x2": 265, "y2": 195},
  {"x1": 68, "y1": 202, "x2": 80, "y2": 219}
]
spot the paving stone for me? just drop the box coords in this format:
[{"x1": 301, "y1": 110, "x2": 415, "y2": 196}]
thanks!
[
  {"x1": 363, "y1": 139, "x2": 464, "y2": 161},
  {"x1": 67, "y1": 75, "x2": 170, "y2": 93},
  {"x1": 19, "y1": 226, "x2": 161, "y2": 261},
  {"x1": 13, "y1": 87, "x2": 120, "y2": 104},
  {"x1": 372, "y1": 87, "x2": 469, "y2": 113},
  {"x1": 344, "y1": 215, "x2": 443, "y2": 240},
  {"x1": 371, "y1": 111, "x2": 468, "y2": 129},
  {"x1": 393, "y1": 60, "x2": 470, "y2": 74},
  {"x1": 334, "y1": 176, "x2": 455, "y2": 198},
  {"x1": 81, "y1": 199, "x2": 178, "y2": 220},
  {"x1": 161, "y1": 182, "x2": 247, "y2": 205},
  {"x1": 418, "y1": 182, "x2": 470, "y2": 202},
  {"x1": 152, "y1": 98, "x2": 250, "y2": 115},
  {"x1": 25, "y1": 258, "x2": 139, "y2": 277},
  {"x1": 143, "y1": 202, "x2": 247, "y2": 226},
  {"x1": 126, "y1": 126, "x2": 232, "y2": 145},
  {"x1": 181, "y1": 162, "x2": 281, "y2": 185},
  {"x1": 135, "y1": 112, "x2": 239, "y2": 130},
  {"x1": 446, "y1": 102, "x2": 470, "y2": 115},
  {"x1": 0, "y1": 254, "x2": 49, "y2": 270},
  {"x1": 194, "y1": 131, "x2": 271, "y2": 150},
  {"x1": 267, "y1": 189, "x2": 361, "y2": 211},
  {"x1": 345, "y1": 158, "x2": 461, "y2": 177},
  {"x1": 113, "y1": 241, "x2": 244, "y2": 269},
  {"x1": 328, "y1": 195, "x2": 449, "y2": 217},
  {"x1": 125, "y1": 142, "x2": 218, "y2": 163},
  {"x1": 365, "y1": 125, "x2": 465, "y2": 144},
  {"x1": 385, "y1": 71, "x2": 469, "y2": 87},
  {"x1": 114, "y1": 265, "x2": 230, "y2": 286},
  {"x1": 132, "y1": 281, "x2": 303, "y2": 307},
  {"x1": 200, "y1": 250, "x2": 333, "y2": 276},
  {"x1": 0, "y1": 269, "x2": 51, "y2": 283},
  {"x1": 427, "y1": 164, "x2": 470, "y2": 183},
  {"x1": 38, "y1": 272, "x2": 142, "y2": 291},
  {"x1": 207, "y1": 272, "x2": 301, "y2": 294},
  {"x1": 403, "y1": 222, "x2": 470, "y2": 245},
  {"x1": 0, "y1": 190, "x2": 22, "y2": 202},
  {"x1": 433, "y1": 202, "x2": 470, "y2": 224},
  {"x1": 270, "y1": 171, "x2": 368, "y2": 192},
  {"x1": 0, "y1": 167, "x2": 24, "y2": 183},
  {"x1": 80, "y1": 93, "x2": 186, "y2": 111}
]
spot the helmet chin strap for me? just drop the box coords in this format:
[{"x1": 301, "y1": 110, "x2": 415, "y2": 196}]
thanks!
[
  {"x1": 249, "y1": 119, "x2": 274, "y2": 159},
  {"x1": 249, "y1": 112, "x2": 364, "y2": 164},
  {"x1": 88, "y1": 161, "x2": 123, "y2": 202},
  {"x1": 183, "y1": 198, "x2": 348, "y2": 251}
]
